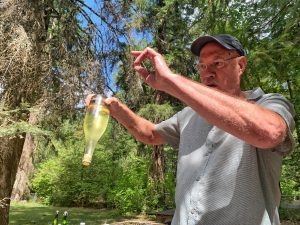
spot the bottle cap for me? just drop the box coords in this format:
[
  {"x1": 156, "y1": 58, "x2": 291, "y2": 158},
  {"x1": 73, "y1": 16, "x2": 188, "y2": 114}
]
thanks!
[{"x1": 82, "y1": 154, "x2": 92, "y2": 166}]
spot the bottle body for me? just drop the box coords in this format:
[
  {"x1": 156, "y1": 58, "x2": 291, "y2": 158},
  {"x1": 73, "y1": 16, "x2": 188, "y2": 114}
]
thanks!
[
  {"x1": 53, "y1": 210, "x2": 59, "y2": 225},
  {"x1": 82, "y1": 95, "x2": 109, "y2": 166},
  {"x1": 62, "y1": 211, "x2": 68, "y2": 225}
]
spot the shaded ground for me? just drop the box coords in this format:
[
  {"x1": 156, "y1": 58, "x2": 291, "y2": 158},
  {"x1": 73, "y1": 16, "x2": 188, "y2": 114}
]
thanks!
[
  {"x1": 282, "y1": 222, "x2": 300, "y2": 225},
  {"x1": 112, "y1": 221, "x2": 300, "y2": 225},
  {"x1": 9, "y1": 202, "x2": 128, "y2": 225},
  {"x1": 9, "y1": 201, "x2": 300, "y2": 225}
]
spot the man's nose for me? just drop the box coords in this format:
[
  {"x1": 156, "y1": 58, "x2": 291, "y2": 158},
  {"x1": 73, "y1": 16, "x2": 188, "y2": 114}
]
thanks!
[{"x1": 201, "y1": 71, "x2": 215, "y2": 78}]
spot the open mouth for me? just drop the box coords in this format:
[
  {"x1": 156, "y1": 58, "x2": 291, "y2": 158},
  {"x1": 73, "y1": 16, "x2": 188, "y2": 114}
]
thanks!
[{"x1": 207, "y1": 84, "x2": 217, "y2": 88}]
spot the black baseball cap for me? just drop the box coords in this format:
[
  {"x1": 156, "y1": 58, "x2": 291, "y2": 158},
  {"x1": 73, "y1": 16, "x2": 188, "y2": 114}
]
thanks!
[{"x1": 191, "y1": 34, "x2": 245, "y2": 56}]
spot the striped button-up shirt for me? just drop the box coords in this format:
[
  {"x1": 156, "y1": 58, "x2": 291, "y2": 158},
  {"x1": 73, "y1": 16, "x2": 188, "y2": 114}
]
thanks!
[{"x1": 155, "y1": 88, "x2": 295, "y2": 225}]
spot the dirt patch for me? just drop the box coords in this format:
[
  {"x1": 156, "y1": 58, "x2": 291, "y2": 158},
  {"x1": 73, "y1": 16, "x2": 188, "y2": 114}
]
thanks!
[
  {"x1": 111, "y1": 220, "x2": 300, "y2": 225},
  {"x1": 111, "y1": 220, "x2": 164, "y2": 225}
]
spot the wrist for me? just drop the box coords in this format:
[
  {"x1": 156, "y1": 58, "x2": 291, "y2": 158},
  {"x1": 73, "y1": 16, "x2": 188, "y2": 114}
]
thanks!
[
  {"x1": 161, "y1": 72, "x2": 181, "y2": 93},
  {"x1": 104, "y1": 97, "x2": 121, "y2": 117}
]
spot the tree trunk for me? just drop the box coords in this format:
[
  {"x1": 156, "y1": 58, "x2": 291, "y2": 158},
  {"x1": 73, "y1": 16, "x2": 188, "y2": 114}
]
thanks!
[
  {"x1": 148, "y1": 0, "x2": 168, "y2": 207},
  {"x1": 0, "y1": 136, "x2": 25, "y2": 224},
  {"x1": 151, "y1": 145, "x2": 165, "y2": 182},
  {"x1": 11, "y1": 135, "x2": 35, "y2": 201},
  {"x1": 0, "y1": 0, "x2": 47, "y2": 223},
  {"x1": 11, "y1": 112, "x2": 38, "y2": 201}
]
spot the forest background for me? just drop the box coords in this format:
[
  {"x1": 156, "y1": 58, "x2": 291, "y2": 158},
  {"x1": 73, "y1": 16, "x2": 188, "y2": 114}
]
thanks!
[{"x1": 0, "y1": 0, "x2": 299, "y2": 224}]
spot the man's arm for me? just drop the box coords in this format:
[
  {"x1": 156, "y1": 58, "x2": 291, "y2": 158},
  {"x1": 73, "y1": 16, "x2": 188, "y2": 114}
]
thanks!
[
  {"x1": 131, "y1": 48, "x2": 288, "y2": 149},
  {"x1": 85, "y1": 95, "x2": 165, "y2": 145},
  {"x1": 164, "y1": 75, "x2": 287, "y2": 149}
]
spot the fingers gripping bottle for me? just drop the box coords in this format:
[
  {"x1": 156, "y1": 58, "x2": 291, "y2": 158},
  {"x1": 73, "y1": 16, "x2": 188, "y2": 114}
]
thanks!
[{"x1": 82, "y1": 95, "x2": 110, "y2": 166}]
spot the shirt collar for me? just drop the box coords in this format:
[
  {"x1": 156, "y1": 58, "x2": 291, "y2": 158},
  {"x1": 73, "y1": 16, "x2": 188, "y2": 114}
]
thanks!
[{"x1": 244, "y1": 87, "x2": 264, "y2": 101}]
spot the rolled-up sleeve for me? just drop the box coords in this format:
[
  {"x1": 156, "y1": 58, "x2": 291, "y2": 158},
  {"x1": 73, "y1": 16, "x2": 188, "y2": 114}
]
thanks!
[
  {"x1": 258, "y1": 94, "x2": 296, "y2": 155},
  {"x1": 155, "y1": 112, "x2": 180, "y2": 149}
]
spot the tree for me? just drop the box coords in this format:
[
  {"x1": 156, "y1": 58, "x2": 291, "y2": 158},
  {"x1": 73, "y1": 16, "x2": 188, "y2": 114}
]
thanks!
[
  {"x1": 10, "y1": 0, "x2": 134, "y2": 201},
  {"x1": 3, "y1": 0, "x2": 299, "y2": 219},
  {"x1": 115, "y1": 0, "x2": 300, "y2": 209},
  {"x1": 1, "y1": 0, "x2": 132, "y2": 223},
  {"x1": 11, "y1": 111, "x2": 38, "y2": 201},
  {"x1": 0, "y1": 0, "x2": 48, "y2": 223}
]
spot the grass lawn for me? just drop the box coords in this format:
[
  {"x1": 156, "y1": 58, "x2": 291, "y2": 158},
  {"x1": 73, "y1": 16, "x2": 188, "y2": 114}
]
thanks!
[
  {"x1": 9, "y1": 201, "x2": 139, "y2": 225},
  {"x1": 9, "y1": 201, "x2": 300, "y2": 225}
]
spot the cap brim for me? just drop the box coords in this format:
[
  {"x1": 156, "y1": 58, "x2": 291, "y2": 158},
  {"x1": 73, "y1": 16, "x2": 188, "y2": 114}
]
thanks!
[{"x1": 191, "y1": 35, "x2": 236, "y2": 56}]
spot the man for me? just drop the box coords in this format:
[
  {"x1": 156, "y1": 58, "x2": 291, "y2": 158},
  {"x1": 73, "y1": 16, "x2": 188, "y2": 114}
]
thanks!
[{"x1": 87, "y1": 34, "x2": 295, "y2": 224}]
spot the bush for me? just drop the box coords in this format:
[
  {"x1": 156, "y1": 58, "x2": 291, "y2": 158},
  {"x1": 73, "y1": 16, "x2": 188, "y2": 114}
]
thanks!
[
  {"x1": 32, "y1": 118, "x2": 176, "y2": 214},
  {"x1": 32, "y1": 119, "x2": 114, "y2": 207},
  {"x1": 107, "y1": 152, "x2": 148, "y2": 214}
]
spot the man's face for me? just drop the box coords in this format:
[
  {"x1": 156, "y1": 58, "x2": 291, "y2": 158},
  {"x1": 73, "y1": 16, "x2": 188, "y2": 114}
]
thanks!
[{"x1": 199, "y1": 42, "x2": 246, "y2": 96}]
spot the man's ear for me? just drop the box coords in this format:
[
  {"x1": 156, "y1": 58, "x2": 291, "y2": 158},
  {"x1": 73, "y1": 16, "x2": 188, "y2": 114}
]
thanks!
[{"x1": 238, "y1": 56, "x2": 247, "y2": 74}]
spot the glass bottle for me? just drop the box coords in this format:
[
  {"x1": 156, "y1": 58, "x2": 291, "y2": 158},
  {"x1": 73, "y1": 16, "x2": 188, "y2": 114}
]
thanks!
[
  {"x1": 82, "y1": 95, "x2": 110, "y2": 166},
  {"x1": 53, "y1": 210, "x2": 59, "y2": 225},
  {"x1": 62, "y1": 211, "x2": 68, "y2": 225}
]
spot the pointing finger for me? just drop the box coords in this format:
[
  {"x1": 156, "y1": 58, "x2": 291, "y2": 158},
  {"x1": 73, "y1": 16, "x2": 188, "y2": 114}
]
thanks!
[
  {"x1": 130, "y1": 51, "x2": 142, "y2": 57},
  {"x1": 133, "y1": 48, "x2": 159, "y2": 65}
]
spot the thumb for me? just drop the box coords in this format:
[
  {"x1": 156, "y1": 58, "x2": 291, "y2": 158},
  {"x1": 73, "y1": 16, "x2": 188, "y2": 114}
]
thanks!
[{"x1": 85, "y1": 94, "x2": 95, "y2": 106}]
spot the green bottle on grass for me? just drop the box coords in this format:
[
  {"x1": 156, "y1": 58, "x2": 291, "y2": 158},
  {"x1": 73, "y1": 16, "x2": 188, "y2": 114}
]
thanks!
[
  {"x1": 62, "y1": 211, "x2": 68, "y2": 225},
  {"x1": 53, "y1": 210, "x2": 59, "y2": 225}
]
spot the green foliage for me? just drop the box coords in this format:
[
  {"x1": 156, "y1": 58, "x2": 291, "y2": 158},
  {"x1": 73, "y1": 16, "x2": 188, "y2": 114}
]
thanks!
[
  {"x1": 279, "y1": 207, "x2": 300, "y2": 222},
  {"x1": 160, "y1": 145, "x2": 176, "y2": 208},
  {"x1": 281, "y1": 145, "x2": 300, "y2": 200},
  {"x1": 0, "y1": 121, "x2": 48, "y2": 137},
  {"x1": 119, "y1": 0, "x2": 300, "y2": 214},
  {"x1": 30, "y1": 0, "x2": 300, "y2": 218},
  {"x1": 138, "y1": 103, "x2": 177, "y2": 123},
  {"x1": 106, "y1": 146, "x2": 176, "y2": 214},
  {"x1": 31, "y1": 158, "x2": 60, "y2": 204},
  {"x1": 32, "y1": 119, "x2": 114, "y2": 207},
  {"x1": 0, "y1": 105, "x2": 47, "y2": 137},
  {"x1": 107, "y1": 152, "x2": 148, "y2": 214},
  {"x1": 32, "y1": 115, "x2": 176, "y2": 214}
]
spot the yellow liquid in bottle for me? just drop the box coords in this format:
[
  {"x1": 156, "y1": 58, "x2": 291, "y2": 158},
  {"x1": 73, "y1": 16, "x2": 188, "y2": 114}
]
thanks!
[{"x1": 82, "y1": 98, "x2": 109, "y2": 166}]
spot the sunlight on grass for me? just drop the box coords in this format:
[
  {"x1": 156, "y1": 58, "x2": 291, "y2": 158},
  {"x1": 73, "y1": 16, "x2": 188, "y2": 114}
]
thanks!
[
  {"x1": 9, "y1": 201, "x2": 129, "y2": 225},
  {"x1": 10, "y1": 201, "x2": 300, "y2": 224}
]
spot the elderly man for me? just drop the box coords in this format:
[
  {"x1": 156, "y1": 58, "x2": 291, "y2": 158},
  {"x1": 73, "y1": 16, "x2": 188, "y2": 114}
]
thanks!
[{"x1": 87, "y1": 34, "x2": 295, "y2": 225}]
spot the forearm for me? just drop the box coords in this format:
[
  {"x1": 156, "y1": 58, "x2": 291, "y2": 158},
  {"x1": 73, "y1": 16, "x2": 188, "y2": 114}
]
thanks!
[
  {"x1": 108, "y1": 99, "x2": 165, "y2": 145},
  {"x1": 130, "y1": 47, "x2": 287, "y2": 148},
  {"x1": 163, "y1": 74, "x2": 287, "y2": 149}
]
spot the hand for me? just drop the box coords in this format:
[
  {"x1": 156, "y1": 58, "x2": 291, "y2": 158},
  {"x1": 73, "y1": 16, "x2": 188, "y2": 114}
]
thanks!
[
  {"x1": 131, "y1": 47, "x2": 174, "y2": 91},
  {"x1": 103, "y1": 97, "x2": 120, "y2": 115},
  {"x1": 85, "y1": 95, "x2": 121, "y2": 117},
  {"x1": 85, "y1": 94, "x2": 96, "y2": 107}
]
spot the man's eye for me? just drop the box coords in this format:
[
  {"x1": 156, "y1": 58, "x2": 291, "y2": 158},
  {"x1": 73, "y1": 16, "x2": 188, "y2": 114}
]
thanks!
[
  {"x1": 199, "y1": 64, "x2": 206, "y2": 70},
  {"x1": 213, "y1": 61, "x2": 224, "y2": 67}
]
